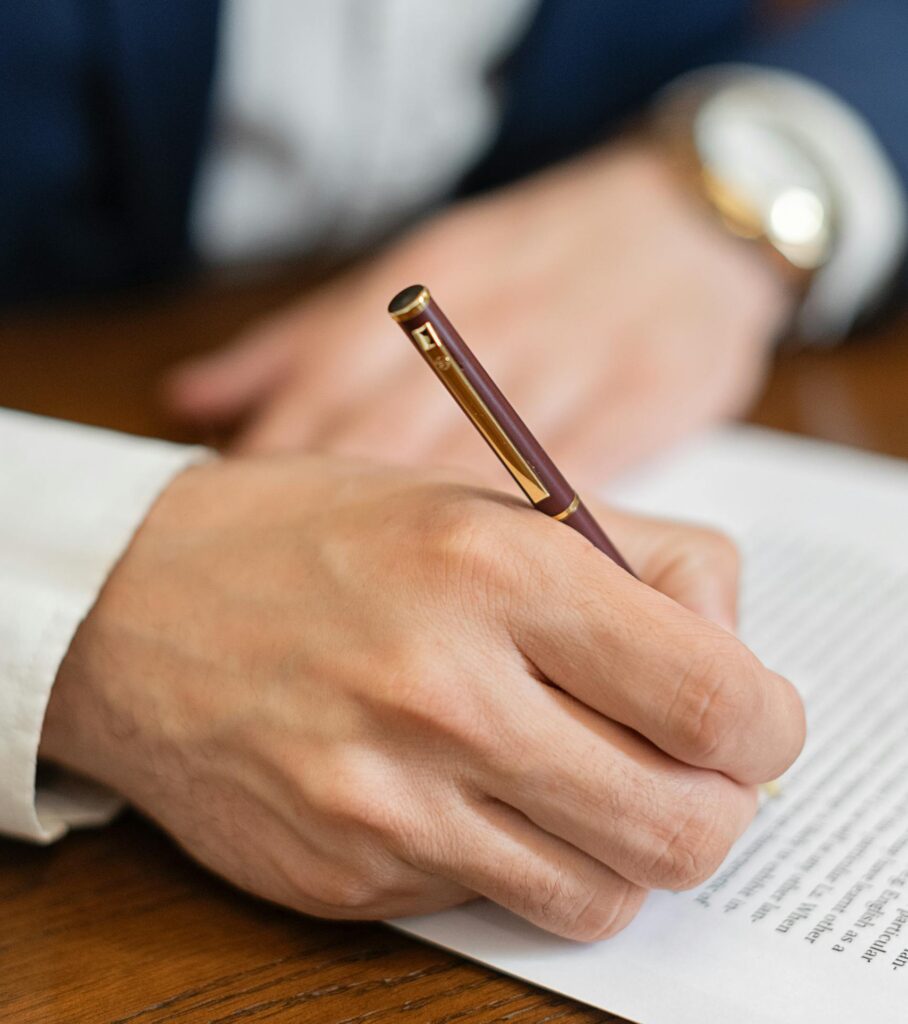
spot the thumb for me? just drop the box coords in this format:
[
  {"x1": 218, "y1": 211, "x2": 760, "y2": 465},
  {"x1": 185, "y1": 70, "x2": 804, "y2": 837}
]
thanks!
[{"x1": 595, "y1": 507, "x2": 741, "y2": 632}]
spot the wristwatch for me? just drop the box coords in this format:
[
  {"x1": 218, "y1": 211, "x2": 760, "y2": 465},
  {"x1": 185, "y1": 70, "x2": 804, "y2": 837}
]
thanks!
[{"x1": 652, "y1": 76, "x2": 837, "y2": 301}]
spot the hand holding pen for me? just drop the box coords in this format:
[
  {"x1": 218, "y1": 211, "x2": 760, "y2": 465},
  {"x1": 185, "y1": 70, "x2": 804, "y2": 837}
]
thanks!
[
  {"x1": 389, "y1": 284, "x2": 786, "y2": 800},
  {"x1": 42, "y1": 288, "x2": 800, "y2": 944}
]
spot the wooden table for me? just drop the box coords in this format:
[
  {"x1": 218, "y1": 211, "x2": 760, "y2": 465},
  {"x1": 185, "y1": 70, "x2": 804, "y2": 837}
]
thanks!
[{"x1": 2, "y1": 273, "x2": 907, "y2": 1024}]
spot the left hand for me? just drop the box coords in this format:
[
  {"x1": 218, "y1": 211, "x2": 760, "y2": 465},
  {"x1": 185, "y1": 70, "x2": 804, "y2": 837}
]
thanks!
[{"x1": 166, "y1": 141, "x2": 792, "y2": 483}]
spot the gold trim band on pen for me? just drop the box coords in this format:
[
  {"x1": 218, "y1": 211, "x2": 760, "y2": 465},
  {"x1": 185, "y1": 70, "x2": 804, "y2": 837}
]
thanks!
[
  {"x1": 389, "y1": 285, "x2": 431, "y2": 322},
  {"x1": 552, "y1": 494, "x2": 581, "y2": 521}
]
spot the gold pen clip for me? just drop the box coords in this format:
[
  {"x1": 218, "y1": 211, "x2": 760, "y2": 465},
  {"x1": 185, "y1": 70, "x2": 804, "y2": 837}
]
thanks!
[{"x1": 410, "y1": 322, "x2": 550, "y2": 504}]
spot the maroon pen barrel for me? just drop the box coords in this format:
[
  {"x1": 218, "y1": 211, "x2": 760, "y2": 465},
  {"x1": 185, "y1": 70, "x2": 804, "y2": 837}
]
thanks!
[
  {"x1": 388, "y1": 284, "x2": 636, "y2": 577},
  {"x1": 561, "y1": 501, "x2": 636, "y2": 575}
]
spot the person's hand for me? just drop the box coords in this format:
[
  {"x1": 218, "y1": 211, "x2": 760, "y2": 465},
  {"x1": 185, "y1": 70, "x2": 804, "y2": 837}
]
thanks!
[
  {"x1": 166, "y1": 142, "x2": 792, "y2": 482},
  {"x1": 40, "y1": 456, "x2": 805, "y2": 940}
]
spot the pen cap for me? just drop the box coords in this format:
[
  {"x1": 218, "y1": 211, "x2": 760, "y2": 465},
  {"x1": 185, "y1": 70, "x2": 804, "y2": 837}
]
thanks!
[
  {"x1": 388, "y1": 284, "x2": 574, "y2": 515},
  {"x1": 388, "y1": 284, "x2": 430, "y2": 321}
]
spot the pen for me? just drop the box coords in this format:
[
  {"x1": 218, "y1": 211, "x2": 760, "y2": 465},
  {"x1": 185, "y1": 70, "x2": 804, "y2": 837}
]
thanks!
[
  {"x1": 388, "y1": 284, "x2": 784, "y2": 801},
  {"x1": 387, "y1": 284, "x2": 636, "y2": 577}
]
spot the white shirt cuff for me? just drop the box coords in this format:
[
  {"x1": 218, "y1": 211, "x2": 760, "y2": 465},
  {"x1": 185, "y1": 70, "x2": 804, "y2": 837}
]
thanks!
[{"x1": 0, "y1": 408, "x2": 208, "y2": 843}]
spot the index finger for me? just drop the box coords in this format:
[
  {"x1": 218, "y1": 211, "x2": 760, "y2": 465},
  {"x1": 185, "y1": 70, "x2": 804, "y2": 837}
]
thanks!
[{"x1": 507, "y1": 516, "x2": 806, "y2": 785}]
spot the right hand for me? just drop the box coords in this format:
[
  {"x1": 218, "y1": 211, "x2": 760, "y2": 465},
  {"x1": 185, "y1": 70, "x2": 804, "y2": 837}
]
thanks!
[{"x1": 40, "y1": 456, "x2": 805, "y2": 941}]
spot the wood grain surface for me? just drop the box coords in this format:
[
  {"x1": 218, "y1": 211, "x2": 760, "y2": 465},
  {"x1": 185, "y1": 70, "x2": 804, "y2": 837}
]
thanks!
[{"x1": 1, "y1": 268, "x2": 906, "y2": 1024}]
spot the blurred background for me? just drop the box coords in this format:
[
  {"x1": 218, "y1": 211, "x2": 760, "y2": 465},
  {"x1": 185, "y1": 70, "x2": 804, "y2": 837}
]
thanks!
[{"x1": 1, "y1": 0, "x2": 906, "y2": 472}]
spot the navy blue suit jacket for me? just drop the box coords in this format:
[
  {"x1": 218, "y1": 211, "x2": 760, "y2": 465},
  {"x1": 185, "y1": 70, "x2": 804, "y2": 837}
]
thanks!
[{"x1": 1, "y1": 0, "x2": 906, "y2": 303}]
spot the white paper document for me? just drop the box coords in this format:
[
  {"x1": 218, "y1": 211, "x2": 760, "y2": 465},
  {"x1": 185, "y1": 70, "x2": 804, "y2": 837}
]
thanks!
[{"x1": 394, "y1": 426, "x2": 908, "y2": 1024}]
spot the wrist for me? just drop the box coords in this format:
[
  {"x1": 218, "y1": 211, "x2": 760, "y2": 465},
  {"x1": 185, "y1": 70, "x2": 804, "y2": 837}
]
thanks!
[
  {"x1": 38, "y1": 463, "x2": 208, "y2": 792},
  {"x1": 651, "y1": 65, "x2": 908, "y2": 342},
  {"x1": 39, "y1": 611, "x2": 128, "y2": 789},
  {"x1": 619, "y1": 138, "x2": 796, "y2": 341}
]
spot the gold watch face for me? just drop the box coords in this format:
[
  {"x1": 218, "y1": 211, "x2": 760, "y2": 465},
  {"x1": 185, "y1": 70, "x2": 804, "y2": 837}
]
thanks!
[{"x1": 695, "y1": 102, "x2": 835, "y2": 271}]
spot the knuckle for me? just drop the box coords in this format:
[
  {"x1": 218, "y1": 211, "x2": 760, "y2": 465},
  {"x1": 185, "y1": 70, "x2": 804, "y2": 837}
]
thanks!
[
  {"x1": 519, "y1": 873, "x2": 595, "y2": 940},
  {"x1": 373, "y1": 654, "x2": 441, "y2": 719},
  {"x1": 278, "y1": 854, "x2": 387, "y2": 916},
  {"x1": 564, "y1": 885, "x2": 640, "y2": 942},
  {"x1": 308, "y1": 753, "x2": 405, "y2": 844},
  {"x1": 533, "y1": 875, "x2": 640, "y2": 942},
  {"x1": 313, "y1": 870, "x2": 383, "y2": 914},
  {"x1": 667, "y1": 640, "x2": 755, "y2": 765},
  {"x1": 588, "y1": 883, "x2": 647, "y2": 941},
  {"x1": 557, "y1": 893, "x2": 612, "y2": 942},
  {"x1": 374, "y1": 655, "x2": 491, "y2": 755},
  {"x1": 421, "y1": 495, "x2": 513, "y2": 598},
  {"x1": 308, "y1": 861, "x2": 422, "y2": 918},
  {"x1": 507, "y1": 860, "x2": 642, "y2": 937},
  {"x1": 645, "y1": 784, "x2": 736, "y2": 890}
]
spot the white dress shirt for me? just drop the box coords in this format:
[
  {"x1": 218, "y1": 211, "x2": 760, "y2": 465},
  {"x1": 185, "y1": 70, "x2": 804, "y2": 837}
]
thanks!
[
  {"x1": 1, "y1": 1, "x2": 905, "y2": 843},
  {"x1": 0, "y1": 409, "x2": 204, "y2": 840},
  {"x1": 192, "y1": 0, "x2": 537, "y2": 262}
]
